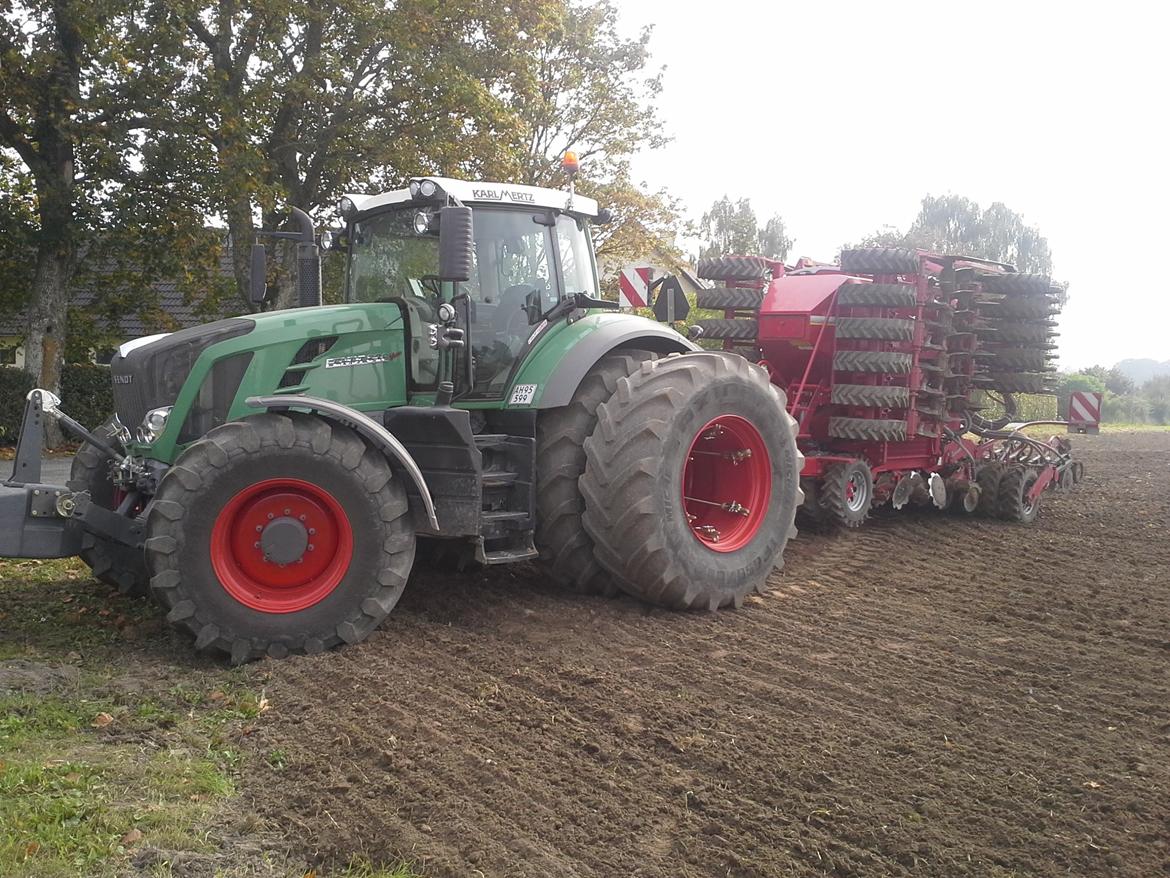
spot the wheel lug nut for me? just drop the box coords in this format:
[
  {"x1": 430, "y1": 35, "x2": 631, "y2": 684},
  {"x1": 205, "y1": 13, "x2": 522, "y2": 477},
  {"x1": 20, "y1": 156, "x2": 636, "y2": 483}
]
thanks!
[
  {"x1": 267, "y1": 513, "x2": 274, "y2": 520},
  {"x1": 308, "y1": 544, "x2": 315, "y2": 551},
  {"x1": 299, "y1": 515, "x2": 306, "y2": 522},
  {"x1": 308, "y1": 528, "x2": 316, "y2": 535},
  {"x1": 254, "y1": 541, "x2": 261, "y2": 549},
  {"x1": 256, "y1": 525, "x2": 262, "y2": 532},
  {"x1": 284, "y1": 508, "x2": 291, "y2": 515}
]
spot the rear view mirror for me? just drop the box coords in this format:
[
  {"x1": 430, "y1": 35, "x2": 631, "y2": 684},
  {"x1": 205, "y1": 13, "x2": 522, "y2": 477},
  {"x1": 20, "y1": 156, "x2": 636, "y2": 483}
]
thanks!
[
  {"x1": 524, "y1": 289, "x2": 543, "y2": 325},
  {"x1": 249, "y1": 244, "x2": 268, "y2": 305},
  {"x1": 438, "y1": 206, "x2": 473, "y2": 282}
]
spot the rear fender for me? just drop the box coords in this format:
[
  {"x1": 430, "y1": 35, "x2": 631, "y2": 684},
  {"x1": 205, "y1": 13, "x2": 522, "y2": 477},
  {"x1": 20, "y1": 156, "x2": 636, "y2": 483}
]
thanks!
[{"x1": 245, "y1": 395, "x2": 439, "y2": 531}]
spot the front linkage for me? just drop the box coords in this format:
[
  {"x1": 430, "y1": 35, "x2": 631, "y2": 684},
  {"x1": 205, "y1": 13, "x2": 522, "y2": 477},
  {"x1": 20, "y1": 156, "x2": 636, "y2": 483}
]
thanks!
[{"x1": 0, "y1": 389, "x2": 149, "y2": 561}]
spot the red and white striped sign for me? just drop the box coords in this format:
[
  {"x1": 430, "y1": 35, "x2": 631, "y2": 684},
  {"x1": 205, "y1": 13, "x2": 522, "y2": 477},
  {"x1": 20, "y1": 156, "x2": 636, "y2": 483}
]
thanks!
[
  {"x1": 618, "y1": 265, "x2": 652, "y2": 309},
  {"x1": 1068, "y1": 391, "x2": 1102, "y2": 425}
]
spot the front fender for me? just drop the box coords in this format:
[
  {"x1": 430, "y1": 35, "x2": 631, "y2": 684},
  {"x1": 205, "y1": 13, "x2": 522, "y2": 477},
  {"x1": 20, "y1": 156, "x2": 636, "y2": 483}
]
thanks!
[
  {"x1": 511, "y1": 312, "x2": 697, "y2": 409},
  {"x1": 245, "y1": 395, "x2": 438, "y2": 531}
]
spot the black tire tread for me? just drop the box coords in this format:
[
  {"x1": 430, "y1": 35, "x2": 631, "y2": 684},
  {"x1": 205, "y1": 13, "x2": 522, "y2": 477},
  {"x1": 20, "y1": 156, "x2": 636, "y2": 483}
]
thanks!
[
  {"x1": 831, "y1": 384, "x2": 910, "y2": 407},
  {"x1": 818, "y1": 461, "x2": 873, "y2": 528},
  {"x1": 535, "y1": 351, "x2": 655, "y2": 596},
  {"x1": 827, "y1": 417, "x2": 908, "y2": 442},
  {"x1": 696, "y1": 255, "x2": 770, "y2": 281},
  {"x1": 690, "y1": 318, "x2": 758, "y2": 340},
  {"x1": 979, "y1": 273, "x2": 1052, "y2": 294},
  {"x1": 834, "y1": 317, "x2": 915, "y2": 341},
  {"x1": 833, "y1": 350, "x2": 913, "y2": 374},
  {"x1": 836, "y1": 282, "x2": 918, "y2": 308},
  {"x1": 696, "y1": 287, "x2": 765, "y2": 310},
  {"x1": 840, "y1": 248, "x2": 920, "y2": 275}
]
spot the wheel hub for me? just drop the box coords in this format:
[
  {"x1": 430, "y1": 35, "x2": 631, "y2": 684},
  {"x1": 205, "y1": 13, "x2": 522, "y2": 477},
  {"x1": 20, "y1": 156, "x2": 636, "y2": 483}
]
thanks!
[
  {"x1": 260, "y1": 517, "x2": 309, "y2": 565},
  {"x1": 682, "y1": 415, "x2": 771, "y2": 553},
  {"x1": 211, "y1": 479, "x2": 353, "y2": 613}
]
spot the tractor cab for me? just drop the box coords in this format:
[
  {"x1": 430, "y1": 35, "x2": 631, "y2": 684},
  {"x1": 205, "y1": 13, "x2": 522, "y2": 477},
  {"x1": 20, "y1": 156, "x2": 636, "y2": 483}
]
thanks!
[{"x1": 339, "y1": 176, "x2": 607, "y2": 402}]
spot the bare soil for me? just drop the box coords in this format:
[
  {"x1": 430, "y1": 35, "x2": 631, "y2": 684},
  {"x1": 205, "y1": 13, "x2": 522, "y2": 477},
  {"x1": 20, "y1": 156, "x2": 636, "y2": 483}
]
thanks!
[{"x1": 238, "y1": 431, "x2": 1170, "y2": 877}]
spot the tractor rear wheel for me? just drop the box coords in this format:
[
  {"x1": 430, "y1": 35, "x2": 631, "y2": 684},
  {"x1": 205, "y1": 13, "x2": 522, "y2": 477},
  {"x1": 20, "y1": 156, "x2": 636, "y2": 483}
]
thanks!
[
  {"x1": 145, "y1": 413, "x2": 415, "y2": 663},
  {"x1": 68, "y1": 417, "x2": 149, "y2": 598},
  {"x1": 580, "y1": 352, "x2": 802, "y2": 610},
  {"x1": 535, "y1": 351, "x2": 655, "y2": 596},
  {"x1": 819, "y1": 460, "x2": 873, "y2": 527}
]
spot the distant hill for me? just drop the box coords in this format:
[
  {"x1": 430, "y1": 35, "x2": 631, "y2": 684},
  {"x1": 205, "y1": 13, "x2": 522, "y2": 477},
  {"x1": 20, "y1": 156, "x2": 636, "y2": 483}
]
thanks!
[{"x1": 1115, "y1": 358, "x2": 1170, "y2": 385}]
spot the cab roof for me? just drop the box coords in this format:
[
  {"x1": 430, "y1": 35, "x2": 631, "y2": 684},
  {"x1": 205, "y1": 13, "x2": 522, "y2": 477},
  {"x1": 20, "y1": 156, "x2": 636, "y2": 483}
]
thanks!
[{"x1": 349, "y1": 176, "x2": 599, "y2": 218}]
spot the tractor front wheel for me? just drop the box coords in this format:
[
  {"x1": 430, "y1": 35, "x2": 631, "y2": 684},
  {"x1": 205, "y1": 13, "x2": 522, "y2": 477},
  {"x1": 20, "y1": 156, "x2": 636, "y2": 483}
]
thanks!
[
  {"x1": 145, "y1": 413, "x2": 415, "y2": 663},
  {"x1": 581, "y1": 352, "x2": 802, "y2": 610},
  {"x1": 68, "y1": 417, "x2": 149, "y2": 597}
]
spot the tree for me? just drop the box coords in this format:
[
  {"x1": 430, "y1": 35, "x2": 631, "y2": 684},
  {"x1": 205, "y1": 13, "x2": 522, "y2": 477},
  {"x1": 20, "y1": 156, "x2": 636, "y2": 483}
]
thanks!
[
  {"x1": 699, "y1": 196, "x2": 790, "y2": 261},
  {"x1": 1, "y1": 0, "x2": 180, "y2": 438},
  {"x1": 851, "y1": 194, "x2": 1053, "y2": 275},
  {"x1": 1141, "y1": 375, "x2": 1170, "y2": 425},
  {"x1": 1083, "y1": 364, "x2": 1135, "y2": 397}
]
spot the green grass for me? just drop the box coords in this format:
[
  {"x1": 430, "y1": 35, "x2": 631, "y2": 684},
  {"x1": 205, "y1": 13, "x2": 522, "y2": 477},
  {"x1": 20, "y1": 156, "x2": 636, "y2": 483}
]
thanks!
[{"x1": 0, "y1": 558, "x2": 425, "y2": 877}]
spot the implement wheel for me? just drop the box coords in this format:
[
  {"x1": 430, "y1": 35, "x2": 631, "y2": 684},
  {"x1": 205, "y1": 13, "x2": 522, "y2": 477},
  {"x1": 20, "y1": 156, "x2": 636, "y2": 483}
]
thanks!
[
  {"x1": 68, "y1": 417, "x2": 149, "y2": 598},
  {"x1": 819, "y1": 460, "x2": 873, "y2": 528},
  {"x1": 535, "y1": 351, "x2": 655, "y2": 596},
  {"x1": 145, "y1": 413, "x2": 415, "y2": 663},
  {"x1": 580, "y1": 352, "x2": 802, "y2": 610},
  {"x1": 996, "y1": 466, "x2": 1041, "y2": 523}
]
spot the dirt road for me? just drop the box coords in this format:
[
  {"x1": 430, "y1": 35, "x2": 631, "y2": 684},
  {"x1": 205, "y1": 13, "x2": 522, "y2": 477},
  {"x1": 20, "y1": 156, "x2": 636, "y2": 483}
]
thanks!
[{"x1": 238, "y1": 431, "x2": 1170, "y2": 877}]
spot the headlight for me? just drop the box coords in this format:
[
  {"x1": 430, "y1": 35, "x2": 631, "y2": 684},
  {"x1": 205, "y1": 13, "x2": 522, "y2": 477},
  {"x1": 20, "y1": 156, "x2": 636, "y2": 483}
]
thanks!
[
  {"x1": 413, "y1": 210, "x2": 432, "y2": 235},
  {"x1": 337, "y1": 196, "x2": 357, "y2": 219},
  {"x1": 419, "y1": 179, "x2": 438, "y2": 198},
  {"x1": 137, "y1": 406, "x2": 172, "y2": 444}
]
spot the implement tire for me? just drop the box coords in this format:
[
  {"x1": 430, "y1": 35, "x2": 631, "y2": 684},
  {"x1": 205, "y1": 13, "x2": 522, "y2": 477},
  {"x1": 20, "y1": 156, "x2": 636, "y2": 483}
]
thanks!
[
  {"x1": 68, "y1": 418, "x2": 149, "y2": 598},
  {"x1": 828, "y1": 417, "x2": 908, "y2": 442},
  {"x1": 833, "y1": 350, "x2": 913, "y2": 374},
  {"x1": 535, "y1": 351, "x2": 655, "y2": 596},
  {"x1": 690, "y1": 318, "x2": 758, "y2": 341},
  {"x1": 581, "y1": 353, "x2": 802, "y2": 610},
  {"x1": 145, "y1": 412, "x2": 415, "y2": 663},
  {"x1": 833, "y1": 317, "x2": 915, "y2": 341},
  {"x1": 979, "y1": 273, "x2": 1052, "y2": 295},
  {"x1": 840, "y1": 248, "x2": 920, "y2": 275},
  {"x1": 996, "y1": 465, "x2": 1041, "y2": 524},
  {"x1": 831, "y1": 384, "x2": 911, "y2": 407},
  {"x1": 819, "y1": 460, "x2": 873, "y2": 528},
  {"x1": 696, "y1": 255, "x2": 770, "y2": 281},
  {"x1": 696, "y1": 287, "x2": 765, "y2": 310},
  {"x1": 836, "y1": 282, "x2": 918, "y2": 308}
]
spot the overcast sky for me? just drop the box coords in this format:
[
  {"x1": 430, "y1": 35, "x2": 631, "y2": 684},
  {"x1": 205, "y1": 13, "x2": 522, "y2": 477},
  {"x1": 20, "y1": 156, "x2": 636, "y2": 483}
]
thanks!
[{"x1": 615, "y1": 0, "x2": 1169, "y2": 371}]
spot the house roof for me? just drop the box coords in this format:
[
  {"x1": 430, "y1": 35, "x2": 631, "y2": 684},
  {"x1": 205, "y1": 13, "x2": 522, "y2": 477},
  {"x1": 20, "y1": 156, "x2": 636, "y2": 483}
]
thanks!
[{"x1": 0, "y1": 252, "x2": 239, "y2": 343}]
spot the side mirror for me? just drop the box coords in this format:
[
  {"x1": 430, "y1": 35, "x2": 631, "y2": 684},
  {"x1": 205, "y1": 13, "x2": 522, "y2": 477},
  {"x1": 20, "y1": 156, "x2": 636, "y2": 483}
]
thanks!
[
  {"x1": 593, "y1": 207, "x2": 614, "y2": 225},
  {"x1": 249, "y1": 244, "x2": 268, "y2": 305},
  {"x1": 524, "y1": 289, "x2": 543, "y2": 325},
  {"x1": 438, "y1": 205, "x2": 473, "y2": 282}
]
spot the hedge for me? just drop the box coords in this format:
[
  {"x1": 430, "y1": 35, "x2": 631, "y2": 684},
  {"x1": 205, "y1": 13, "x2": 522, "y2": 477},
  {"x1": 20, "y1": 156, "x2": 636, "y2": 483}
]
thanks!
[
  {"x1": 0, "y1": 367, "x2": 36, "y2": 442},
  {"x1": 0, "y1": 363, "x2": 115, "y2": 442}
]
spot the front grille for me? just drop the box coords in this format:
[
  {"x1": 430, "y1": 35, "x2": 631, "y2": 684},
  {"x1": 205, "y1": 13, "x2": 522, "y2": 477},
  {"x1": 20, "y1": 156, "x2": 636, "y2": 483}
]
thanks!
[{"x1": 110, "y1": 318, "x2": 254, "y2": 431}]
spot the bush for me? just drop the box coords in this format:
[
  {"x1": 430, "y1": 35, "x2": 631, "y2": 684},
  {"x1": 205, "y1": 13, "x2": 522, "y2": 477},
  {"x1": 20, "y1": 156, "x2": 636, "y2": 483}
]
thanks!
[
  {"x1": 61, "y1": 363, "x2": 114, "y2": 430},
  {"x1": 0, "y1": 366, "x2": 36, "y2": 441}
]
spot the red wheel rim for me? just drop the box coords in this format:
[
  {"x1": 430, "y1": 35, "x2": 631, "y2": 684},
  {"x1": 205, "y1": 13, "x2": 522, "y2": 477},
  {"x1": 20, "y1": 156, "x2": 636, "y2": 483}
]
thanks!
[
  {"x1": 210, "y1": 478, "x2": 353, "y2": 613},
  {"x1": 682, "y1": 415, "x2": 771, "y2": 552}
]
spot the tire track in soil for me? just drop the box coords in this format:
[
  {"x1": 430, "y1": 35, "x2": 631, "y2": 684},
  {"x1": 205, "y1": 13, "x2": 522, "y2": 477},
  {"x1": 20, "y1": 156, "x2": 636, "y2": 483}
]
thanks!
[{"x1": 242, "y1": 431, "x2": 1170, "y2": 877}]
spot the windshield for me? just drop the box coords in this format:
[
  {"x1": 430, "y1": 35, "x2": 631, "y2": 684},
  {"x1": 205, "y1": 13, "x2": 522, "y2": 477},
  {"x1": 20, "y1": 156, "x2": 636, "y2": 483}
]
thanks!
[{"x1": 345, "y1": 205, "x2": 598, "y2": 397}]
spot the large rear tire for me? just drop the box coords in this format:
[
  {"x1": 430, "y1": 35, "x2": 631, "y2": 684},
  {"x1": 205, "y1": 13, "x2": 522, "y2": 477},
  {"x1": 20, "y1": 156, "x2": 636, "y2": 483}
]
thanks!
[
  {"x1": 145, "y1": 413, "x2": 415, "y2": 663},
  {"x1": 67, "y1": 418, "x2": 149, "y2": 598},
  {"x1": 534, "y1": 351, "x2": 655, "y2": 596},
  {"x1": 580, "y1": 353, "x2": 802, "y2": 610}
]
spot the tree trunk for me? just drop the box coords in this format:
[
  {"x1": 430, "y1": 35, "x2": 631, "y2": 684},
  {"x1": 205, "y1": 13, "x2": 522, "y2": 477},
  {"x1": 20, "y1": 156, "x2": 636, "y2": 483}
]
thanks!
[
  {"x1": 225, "y1": 195, "x2": 256, "y2": 312},
  {"x1": 23, "y1": 176, "x2": 75, "y2": 445}
]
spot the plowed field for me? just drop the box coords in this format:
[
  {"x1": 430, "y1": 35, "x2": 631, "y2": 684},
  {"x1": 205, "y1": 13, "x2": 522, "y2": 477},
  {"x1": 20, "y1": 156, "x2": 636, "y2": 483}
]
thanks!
[{"x1": 241, "y1": 431, "x2": 1170, "y2": 877}]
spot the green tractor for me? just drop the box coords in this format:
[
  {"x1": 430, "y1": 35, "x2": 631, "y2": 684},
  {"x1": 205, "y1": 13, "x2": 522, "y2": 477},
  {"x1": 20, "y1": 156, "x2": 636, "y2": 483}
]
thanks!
[{"x1": 1, "y1": 174, "x2": 802, "y2": 662}]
